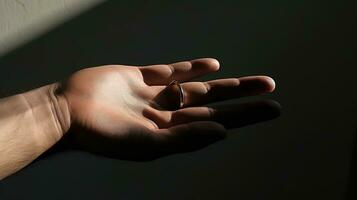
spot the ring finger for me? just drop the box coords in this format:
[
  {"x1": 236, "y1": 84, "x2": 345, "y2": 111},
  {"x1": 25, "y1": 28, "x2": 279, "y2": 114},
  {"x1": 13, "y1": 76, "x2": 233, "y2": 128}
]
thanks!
[{"x1": 143, "y1": 100, "x2": 281, "y2": 129}]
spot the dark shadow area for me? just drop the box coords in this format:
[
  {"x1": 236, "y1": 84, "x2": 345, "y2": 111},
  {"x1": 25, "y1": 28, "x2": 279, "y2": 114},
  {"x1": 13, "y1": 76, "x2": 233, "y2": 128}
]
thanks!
[
  {"x1": 345, "y1": 128, "x2": 357, "y2": 200},
  {"x1": 0, "y1": 1, "x2": 356, "y2": 200}
]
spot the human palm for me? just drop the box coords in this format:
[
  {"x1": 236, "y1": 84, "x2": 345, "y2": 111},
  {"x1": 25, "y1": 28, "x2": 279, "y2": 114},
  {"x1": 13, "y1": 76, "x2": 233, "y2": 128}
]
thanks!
[{"x1": 59, "y1": 58, "x2": 279, "y2": 160}]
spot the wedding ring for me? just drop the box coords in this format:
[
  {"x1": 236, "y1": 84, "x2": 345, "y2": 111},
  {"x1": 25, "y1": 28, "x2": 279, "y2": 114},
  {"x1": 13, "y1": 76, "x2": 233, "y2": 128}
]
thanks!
[{"x1": 168, "y1": 80, "x2": 184, "y2": 109}]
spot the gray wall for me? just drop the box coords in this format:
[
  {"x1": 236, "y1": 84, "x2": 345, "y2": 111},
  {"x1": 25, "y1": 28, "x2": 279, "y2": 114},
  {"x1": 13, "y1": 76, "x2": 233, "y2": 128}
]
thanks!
[{"x1": 0, "y1": 0, "x2": 103, "y2": 56}]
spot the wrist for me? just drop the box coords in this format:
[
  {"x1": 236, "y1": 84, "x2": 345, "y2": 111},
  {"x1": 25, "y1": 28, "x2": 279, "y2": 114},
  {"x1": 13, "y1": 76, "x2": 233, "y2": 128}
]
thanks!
[
  {"x1": 21, "y1": 83, "x2": 71, "y2": 143},
  {"x1": 48, "y1": 82, "x2": 72, "y2": 135},
  {"x1": 0, "y1": 83, "x2": 71, "y2": 179}
]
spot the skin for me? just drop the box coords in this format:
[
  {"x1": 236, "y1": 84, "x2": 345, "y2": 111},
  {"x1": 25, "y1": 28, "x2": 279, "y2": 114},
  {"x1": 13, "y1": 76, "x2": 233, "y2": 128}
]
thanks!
[{"x1": 0, "y1": 58, "x2": 280, "y2": 180}]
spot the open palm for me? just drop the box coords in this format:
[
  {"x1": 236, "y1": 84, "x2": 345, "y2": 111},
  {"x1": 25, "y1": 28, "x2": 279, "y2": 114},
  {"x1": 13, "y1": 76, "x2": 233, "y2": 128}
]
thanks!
[{"x1": 59, "y1": 58, "x2": 279, "y2": 160}]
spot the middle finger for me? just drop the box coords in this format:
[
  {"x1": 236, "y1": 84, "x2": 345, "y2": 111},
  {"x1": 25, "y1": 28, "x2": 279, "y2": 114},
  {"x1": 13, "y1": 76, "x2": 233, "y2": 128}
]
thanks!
[{"x1": 151, "y1": 76, "x2": 275, "y2": 109}]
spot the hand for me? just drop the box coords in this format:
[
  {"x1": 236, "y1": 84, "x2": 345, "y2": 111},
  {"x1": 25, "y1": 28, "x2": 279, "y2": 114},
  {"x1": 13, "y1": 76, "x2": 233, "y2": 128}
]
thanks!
[{"x1": 57, "y1": 58, "x2": 280, "y2": 160}]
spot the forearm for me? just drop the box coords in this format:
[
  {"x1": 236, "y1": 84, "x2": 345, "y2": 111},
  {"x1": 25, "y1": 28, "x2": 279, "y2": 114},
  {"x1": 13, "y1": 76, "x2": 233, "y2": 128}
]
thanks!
[{"x1": 0, "y1": 83, "x2": 70, "y2": 180}]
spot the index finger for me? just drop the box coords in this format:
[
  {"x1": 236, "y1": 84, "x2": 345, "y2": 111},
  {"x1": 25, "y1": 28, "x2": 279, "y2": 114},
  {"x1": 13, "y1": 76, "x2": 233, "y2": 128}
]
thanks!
[{"x1": 138, "y1": 58, "x2": 220, "y2": 86}]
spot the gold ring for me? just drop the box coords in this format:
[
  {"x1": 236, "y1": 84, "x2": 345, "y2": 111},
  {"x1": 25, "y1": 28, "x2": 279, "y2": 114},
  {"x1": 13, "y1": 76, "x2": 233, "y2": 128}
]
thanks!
[{"x1": 168, "y1": 80, "x2": 184, "y2": 109}]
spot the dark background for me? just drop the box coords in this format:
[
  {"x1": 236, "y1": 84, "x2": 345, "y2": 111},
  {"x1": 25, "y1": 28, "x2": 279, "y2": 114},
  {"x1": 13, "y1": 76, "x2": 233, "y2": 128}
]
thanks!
[{"x1": 0, "y1": 0, "x2": 356, "y2": 199}]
